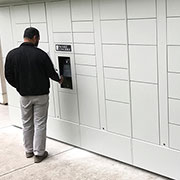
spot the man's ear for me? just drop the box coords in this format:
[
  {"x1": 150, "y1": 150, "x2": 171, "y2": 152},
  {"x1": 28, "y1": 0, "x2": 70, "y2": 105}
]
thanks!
[
  {"x1": 32, "y1": 35, "x2": 37, "y2": 41},
  {"x1": 35, "y1": 35, "x2": 40, "y2": 40}
]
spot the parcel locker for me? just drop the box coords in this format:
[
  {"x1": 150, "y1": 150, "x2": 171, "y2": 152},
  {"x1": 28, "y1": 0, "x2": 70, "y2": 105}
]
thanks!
[{"x1": 1, "y1": 0, "x2": 180, "y2": 179}]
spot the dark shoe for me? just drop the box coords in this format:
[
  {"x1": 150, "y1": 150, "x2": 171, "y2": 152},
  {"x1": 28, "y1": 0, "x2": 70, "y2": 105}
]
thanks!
[
  {"x1": 34, "y1": 151, "x2": 48, "y2": 163},
  {"x1": 26, "y1": 152, "x2": 34, "y2": 158}
]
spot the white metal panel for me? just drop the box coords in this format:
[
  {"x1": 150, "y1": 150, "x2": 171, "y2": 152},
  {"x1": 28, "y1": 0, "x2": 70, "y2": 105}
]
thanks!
[
  {"x1": 106, "y1": 100, "x2": 131, "y2": 136},
  {"x1": 16, "y1": 24, "x2": 30, "y2": 42},
  {"x1": 81, "y1": 125, "x2": 132, "y2": 164},
  {"x1": 167, "y1": 0, "x2": 180, "y2": 17},
  {"x1": 157, "y1": 0, "x2": 169, "y2": 147},
  {"x1": 75, "y1": 54, "x2": 96, "y2": 65},
  {"x1": 0, "y1": 83, "x2": 2, "y2": 95},
  {"x1": 127, "y1": 0, "x2": 156, "y2": 18},
  {"x1": 77, "y1": 75, "x2": 100, "y2": 128},
  {"x1": 104, "y1": 68, "x2": 128, "y2": 80},
  {"x1": 47, "y1": 117, "x2": 80, "y2": 146},
  {"x1": 99, "y1": 0, "x2": 125, "y2": 20},
  {"x1": 93, "y1": 0, "x2": 107, "y2": 130},
  {"x1": 38, "y1": 43, "x2": 49, "y2": 53},
  {"x1": 53, "y1": 33, "x2": 72, "y2": 43},
  {"x1": 0, "y1": 94, "x2": 4, "y2": 104},
  {"x1": 74, "y1": 44, "x2": 95, "y2": 55},
  {"x1": 169, "y1": 124, "x2": 180, "y2": 151},
  {"x1": 6, "y1": 84, "x2": 20, "y2": 108},
  {"x1": 133, "y1": 139, "x2": 180, "y2": 180},
  {"x1": 0, "y1": 7, "x2": 14, "y2": 58},
  {"x1": 8, "y1": 106, "x2": 21, "y2": 127},
  {"x1": 128, "y1": 19, "x2": 156, "y2": 45},
  {"x1": 101, "y1": 20, "x2": 127, "y2": 44},
  {"x1": 168, "y1": 73, "x2": 180, "y2": 99},
  {"x1": 73, "y1": 33, "x2": 94, "y2": 44},
  {"x1": 31, "y1": 23, "x2": 48, "y2": 43},
  {"x1": 168, "y1": 46, "x2": 180, "y2": 72},
  {"x1": 72, "y1": 22, "x2": 94, "y2": 32},
  {"x1": 17, "y1": 41, "x2": 23, "y2": 47},
  {"x1": 0, "y1": 48, "x2": 6, "y2": 103},
  {"x1": 50, "y1": 1, "x2": 71, "y2": 32},
  {"x1": 48, "y1": 86, "x2": 55, "y2": 117},
  {"x1": 131, "y1": 82, "x2": 159, "y2": 144},
  {"x1": 0, "y1": 84, "x2": 3, "y2": 95},
  {"x1": 0, "y1": 0, "x2": 24, "y2": 4},
  {"x1": 71, "y1": 0, "x2": 93, "y2": 21},
  {"x1": 129, "y1": 46, "x2": 157, "y2": 83},
  {"x1": 105, "y1": 79, "x2": 129, "y2": 103},
  {"x1": 169, "y1": 99, "x2": 180, "y2": 125},
  {"x1": 167, "y1": 18, "x2": 180, "y2": 45},
  {"x1": 103, "y1": 45, "x2": 128, "y2": 68},
  {"x1": 59, "y1": 92, "x2": 79, "y2": 123},
  {"x1": 46, "y1": 2, "x2": 61, "y2": 118},
  {"x1": 0, "y1": 61, "x2": 3, "y2": 96},
  {"x1": 76, "y1": 65, "x2": 96, "y2": 77},
  {"x1": 29, "y1": 3, "x2": 46, "y2": 23},
  {"x1": 13, "y1": 5, "x2": 29, "y2": 23}
]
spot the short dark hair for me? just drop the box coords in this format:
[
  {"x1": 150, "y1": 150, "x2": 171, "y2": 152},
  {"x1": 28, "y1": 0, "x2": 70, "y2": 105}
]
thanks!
[{"x1": 23, "y1": 27, "x2": 40, "y2": 39}]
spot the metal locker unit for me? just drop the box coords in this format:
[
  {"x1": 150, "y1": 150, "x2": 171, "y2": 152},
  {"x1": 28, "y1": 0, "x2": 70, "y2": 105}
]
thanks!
[
  {"x1": 0, "y1": 39, "x2": 7, "y2": 104},
  {"x1": 0, "y1": 0, "x2": 180, "y2": 179}
]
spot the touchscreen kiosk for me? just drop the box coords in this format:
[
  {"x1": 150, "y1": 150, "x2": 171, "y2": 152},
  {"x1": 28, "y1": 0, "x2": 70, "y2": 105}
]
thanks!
[{"x1": 58, "y1": 56, "x2": 73, "y2": 89}]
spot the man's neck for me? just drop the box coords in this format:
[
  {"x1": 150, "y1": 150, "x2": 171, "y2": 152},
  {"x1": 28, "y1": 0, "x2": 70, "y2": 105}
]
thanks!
[{"x1": 24, "y1": 38, "x2": 35, "y2": 45}]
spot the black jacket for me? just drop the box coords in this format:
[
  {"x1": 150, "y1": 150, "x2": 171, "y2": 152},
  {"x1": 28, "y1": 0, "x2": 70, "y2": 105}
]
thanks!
[{"x1": 5, "y1": 42, "x2": 60, "y2": 96}]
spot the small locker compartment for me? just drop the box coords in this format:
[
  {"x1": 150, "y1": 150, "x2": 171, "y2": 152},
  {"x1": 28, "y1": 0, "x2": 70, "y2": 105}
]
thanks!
[{"x1": 58, "y1": 56, "x2": 73, "y2": 89}]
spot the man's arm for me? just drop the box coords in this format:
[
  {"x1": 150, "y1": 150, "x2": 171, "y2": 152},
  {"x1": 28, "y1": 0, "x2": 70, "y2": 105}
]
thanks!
[
  {"x1": 4, "y1": 53, "x2": 16, "y2": 88},
  {"x1": 44, "y1": 54, "x2": 62, "y2": 83}
]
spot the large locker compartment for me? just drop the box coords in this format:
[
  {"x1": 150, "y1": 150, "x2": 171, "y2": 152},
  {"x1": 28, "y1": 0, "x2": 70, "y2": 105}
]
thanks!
[{"x1": 0, "y1": 0, "x2": 180, "y2": 179}]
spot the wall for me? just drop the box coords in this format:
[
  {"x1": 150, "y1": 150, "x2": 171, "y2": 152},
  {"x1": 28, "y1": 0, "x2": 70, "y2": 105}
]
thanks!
[{"x1": 0, "y1": 0, "x2": 180, "y2": 179}]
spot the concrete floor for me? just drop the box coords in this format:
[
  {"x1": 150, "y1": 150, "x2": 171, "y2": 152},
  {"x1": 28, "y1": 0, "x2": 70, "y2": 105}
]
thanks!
[{"x1": 0, "y1": 104, "x2": 170, "y2": 180}]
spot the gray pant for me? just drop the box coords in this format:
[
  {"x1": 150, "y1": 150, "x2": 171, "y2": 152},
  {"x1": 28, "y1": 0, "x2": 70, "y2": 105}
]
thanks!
[{"x1": 20, "y1": 95, "x2": 49, "y2": 156}]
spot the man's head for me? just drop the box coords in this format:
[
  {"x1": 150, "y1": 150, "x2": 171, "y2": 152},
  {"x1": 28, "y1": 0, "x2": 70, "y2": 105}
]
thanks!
[{"x1": 23, "y1": 27, "x2": 40, "y2": 47}]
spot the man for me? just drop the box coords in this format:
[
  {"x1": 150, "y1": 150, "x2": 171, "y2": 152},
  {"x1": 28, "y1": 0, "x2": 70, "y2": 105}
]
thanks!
[{"x1": 5, "y1": 27, "x2": 63, "y2": 163}]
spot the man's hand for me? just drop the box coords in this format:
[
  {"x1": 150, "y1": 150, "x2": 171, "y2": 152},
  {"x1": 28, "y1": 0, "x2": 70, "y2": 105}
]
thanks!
[{"x1": 59, "y1": 75, "x2": 64, "y2": 84}]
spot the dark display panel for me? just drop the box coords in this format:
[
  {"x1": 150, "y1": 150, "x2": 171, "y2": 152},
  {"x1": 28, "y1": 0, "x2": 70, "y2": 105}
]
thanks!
[{"x1": 58, "y1": 56, "x2": 73, "y2": 89}]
